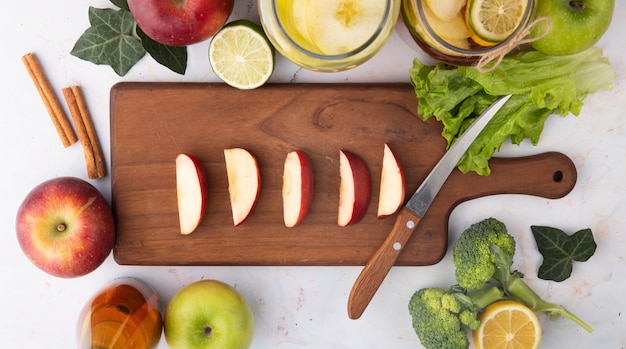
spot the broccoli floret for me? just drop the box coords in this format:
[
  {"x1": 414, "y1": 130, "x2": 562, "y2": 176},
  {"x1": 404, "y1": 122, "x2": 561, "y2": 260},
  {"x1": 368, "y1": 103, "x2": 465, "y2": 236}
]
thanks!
[
  {"x1": 452, "y1": 218, "x2": 516, "y2": 290},
  {"x1": 409, "y1": 218, "x2": 593, "y2": 348},
  {"x1": 454, "y1": 218, "x2": 593, "y2": 333},
  {"x1": 408, "y1": 286, "x2": 504, "y2": 349}
]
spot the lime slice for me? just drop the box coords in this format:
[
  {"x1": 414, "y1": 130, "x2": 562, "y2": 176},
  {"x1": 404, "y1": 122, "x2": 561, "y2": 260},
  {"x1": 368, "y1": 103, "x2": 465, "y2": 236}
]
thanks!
[
  {"x1": 209, "y1": 20, "x2": 275, "y2": 90},
  {"x1": 304, "y1": 0, "x2": 386, "y2": 55},
  {"x1": 466, "y1": 0, "x2": 528, "y2": 46}
]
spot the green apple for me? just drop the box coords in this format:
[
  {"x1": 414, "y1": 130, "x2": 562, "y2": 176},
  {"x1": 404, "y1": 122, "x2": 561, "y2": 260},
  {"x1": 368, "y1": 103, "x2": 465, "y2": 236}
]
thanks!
[
  {"x1": 530, "y1": 0, "x2": 614, "y2": 56},
  {"x1": 164, "y1": 280, "x2": 254, "y2": 349}
]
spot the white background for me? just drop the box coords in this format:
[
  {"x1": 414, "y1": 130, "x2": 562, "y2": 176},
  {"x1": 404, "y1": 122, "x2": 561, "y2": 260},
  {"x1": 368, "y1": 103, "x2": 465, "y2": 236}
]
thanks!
[{"x1": 1, "y1": 1, "x2": 625, "y2": 348}]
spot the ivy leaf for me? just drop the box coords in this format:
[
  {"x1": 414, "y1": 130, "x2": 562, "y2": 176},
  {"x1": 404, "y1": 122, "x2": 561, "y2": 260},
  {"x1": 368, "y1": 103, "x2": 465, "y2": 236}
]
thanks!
[
  {"x1": 70, "y1": 7, "x2": 146, "y2": 76},
  {"x1": 531, "y1": 226, "x2": 597, "y2": 282},
  {"x1": 137, "y1": 26, "x2": 188, "y2": 75},
  {"x1": 110, "y1": 0, "x2": 129, "y2": 11}
]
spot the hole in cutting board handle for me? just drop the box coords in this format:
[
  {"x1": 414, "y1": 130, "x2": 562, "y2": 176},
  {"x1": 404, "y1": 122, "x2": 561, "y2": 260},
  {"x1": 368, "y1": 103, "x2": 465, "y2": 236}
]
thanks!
[{"x1": 553, "y1": 170, "x2": 564, "y2": 182}]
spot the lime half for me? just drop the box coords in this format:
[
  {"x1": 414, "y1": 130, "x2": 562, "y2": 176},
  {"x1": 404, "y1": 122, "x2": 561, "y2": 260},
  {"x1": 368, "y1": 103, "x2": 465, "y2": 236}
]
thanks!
[
  {"x1": 209, "y1": 20, "x2": 275, "y2": 90},
  {"x1": 466, "y1": 0, "x2": 528, "y2": 46}
]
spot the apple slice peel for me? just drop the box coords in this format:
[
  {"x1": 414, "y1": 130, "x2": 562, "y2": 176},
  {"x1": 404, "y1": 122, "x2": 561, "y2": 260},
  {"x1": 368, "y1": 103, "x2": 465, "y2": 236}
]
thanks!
[
  {"x1": 176, "y1": 154, "x2": 208, "y2": 235},
  {"x1": 224, "y1": 148, "x2": 261, "y2": 226},
  {"x1": 377, "y1": 143, "x2": 406, "y2": 218},
  {"x1": 338, "y1": 150, "x2": 372, "y2": 227},
  {"x1": 282, "y1": 150, "x2": 315, "y2": 227}
]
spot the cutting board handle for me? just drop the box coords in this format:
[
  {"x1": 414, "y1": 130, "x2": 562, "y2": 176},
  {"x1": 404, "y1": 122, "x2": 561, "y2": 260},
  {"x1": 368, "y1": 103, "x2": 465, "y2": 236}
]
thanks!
[
  {"x1": 450, "y1": 151, "x2": 577, "y2": 201},
  {"x1": 402, "y1": 151, "x2": 578, "y2": 267}
]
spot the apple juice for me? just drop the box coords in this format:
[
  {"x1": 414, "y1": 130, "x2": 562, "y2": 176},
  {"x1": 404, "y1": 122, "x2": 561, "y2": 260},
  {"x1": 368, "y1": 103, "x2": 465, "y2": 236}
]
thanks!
[
  {"x1": 76, "y1": 278, "x2": 162, "y2": 349},
  {"x1": 258, "y1": 0, "x2": 400, "y2": 71}
]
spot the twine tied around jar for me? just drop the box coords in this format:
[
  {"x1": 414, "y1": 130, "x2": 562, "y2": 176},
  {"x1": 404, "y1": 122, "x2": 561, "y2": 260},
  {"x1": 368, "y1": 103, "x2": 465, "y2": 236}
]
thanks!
[{"x1": 475, "y1": 16, "x2": 552, "y2": 73}]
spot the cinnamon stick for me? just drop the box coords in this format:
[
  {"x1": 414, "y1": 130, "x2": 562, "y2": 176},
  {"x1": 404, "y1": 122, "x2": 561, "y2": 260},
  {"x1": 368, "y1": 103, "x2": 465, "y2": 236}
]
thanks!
[
  {"x1": 62, "y1": 86, "x2": 107, "y2": 179},
  {"x1": 22, "y1": 52, "x2": 77, "y2": 147}
]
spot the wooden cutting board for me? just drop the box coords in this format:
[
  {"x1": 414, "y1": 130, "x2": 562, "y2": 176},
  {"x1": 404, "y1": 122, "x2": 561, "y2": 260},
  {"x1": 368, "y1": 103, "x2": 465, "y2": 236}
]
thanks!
[{"x1": 110, "y1": 82, "x2": 577, "y2": 266}]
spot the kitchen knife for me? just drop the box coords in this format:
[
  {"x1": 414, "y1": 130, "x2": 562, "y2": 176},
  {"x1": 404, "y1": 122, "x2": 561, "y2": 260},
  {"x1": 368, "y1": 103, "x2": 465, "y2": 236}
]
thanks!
[{"x1": 347, "y1": 94, "x2": 512, "y2": 319}]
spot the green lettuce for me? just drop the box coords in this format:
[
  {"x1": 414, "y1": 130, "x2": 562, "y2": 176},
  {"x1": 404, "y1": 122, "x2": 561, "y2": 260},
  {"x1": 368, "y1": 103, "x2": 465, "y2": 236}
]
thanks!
[{"x1": 410, "y1": 48, "x2": 615, "y2": 175}]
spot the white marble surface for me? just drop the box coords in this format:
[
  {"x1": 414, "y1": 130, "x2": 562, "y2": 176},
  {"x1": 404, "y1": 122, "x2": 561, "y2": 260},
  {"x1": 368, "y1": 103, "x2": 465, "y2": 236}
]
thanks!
[{"x1": 1, "y1": 1, "x2": 624, "y2": 348}]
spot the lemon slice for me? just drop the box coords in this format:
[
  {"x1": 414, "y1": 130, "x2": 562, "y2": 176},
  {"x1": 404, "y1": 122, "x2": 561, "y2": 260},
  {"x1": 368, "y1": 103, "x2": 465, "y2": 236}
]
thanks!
[
  {"x1": 466, "y1": 0, "x2": 528, "y2": 46},
  {"x1": 304, "y1": 0, "x2": 387, "y2": 55},
  {"x1": 209, "y1": 20, "x2": 275, "y2": 90},
  {"x1": 474, "y1": 300, "x2": 542, "y2": 349}
]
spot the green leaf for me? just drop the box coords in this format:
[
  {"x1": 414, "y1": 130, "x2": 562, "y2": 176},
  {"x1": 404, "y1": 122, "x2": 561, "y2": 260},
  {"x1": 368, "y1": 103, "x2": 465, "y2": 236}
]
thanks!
[
  {"x1": 137, "y1": 26, "x2": 188, "y2": 75},
  {"x1": 531, "y1": 226, "x2": 597, "y2": 282},
  {"x1": 110, "y1": 0, "x2": 129, "y2": 11},
  {"x1": 70, "y1": 7, "x2": 146, "y2": 76}
]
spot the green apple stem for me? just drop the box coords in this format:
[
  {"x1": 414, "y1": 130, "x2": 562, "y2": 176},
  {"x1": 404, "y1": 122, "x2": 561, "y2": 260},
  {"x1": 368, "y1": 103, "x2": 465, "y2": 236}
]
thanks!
[
  {"x1": 570, "y1": 0, "x2": 587, "y2": 11},
  {"x1": 203, "y1": 325, "x2": 212, "y2": 336}
]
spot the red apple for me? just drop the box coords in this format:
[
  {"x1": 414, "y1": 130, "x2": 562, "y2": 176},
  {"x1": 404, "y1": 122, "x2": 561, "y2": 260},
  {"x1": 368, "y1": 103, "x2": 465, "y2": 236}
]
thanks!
[
  {"x1": 338, "y1": 150, "x2": 372, "y2": 227},
  {"x1": 224, "y1": 148, "x2": 261, "y2": 226},
  {"x1": 15, "y1": 177, "x2": 115, "y2": 278},
  {"x1": 282, "y1": 150, "x2": 314, "y2": 227},
  {"x1": 377, "y1": 143, "x2": 405, "y2": 218},
  {"x1": 127, "y1": 0, "x2": 235, "y2": 47},
  {"x1": 176, "y1": 153, "x2": 208, "y2": 235}
]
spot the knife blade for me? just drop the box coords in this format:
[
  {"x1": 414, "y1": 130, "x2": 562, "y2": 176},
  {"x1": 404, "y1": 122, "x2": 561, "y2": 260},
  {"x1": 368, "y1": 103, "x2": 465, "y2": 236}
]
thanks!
[{"x1": 347, "y1": 94, "x2": 512, "y2": 319}]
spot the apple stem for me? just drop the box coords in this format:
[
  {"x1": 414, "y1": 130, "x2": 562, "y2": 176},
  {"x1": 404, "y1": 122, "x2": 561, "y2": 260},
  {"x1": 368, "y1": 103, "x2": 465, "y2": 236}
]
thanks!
[
  {"x1": 570, "y1": 0, "x2": 587, "y2": 11},
  {"x1": 203, "y1": 326, "x2": 212, "y2": 336},
  {"x1": 57, "y1": 223, "x2": 67, "y2": 233}
]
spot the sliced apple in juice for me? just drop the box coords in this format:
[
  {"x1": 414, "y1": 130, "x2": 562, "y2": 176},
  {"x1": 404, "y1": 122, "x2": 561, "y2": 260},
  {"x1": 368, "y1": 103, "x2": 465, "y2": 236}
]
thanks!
[
  {"x1": 224, "y1": 148, "x2": 261, "y2": 226},
  {"x1": 377, "y1": 143, "x2": 406, "y2": 218},
  {"x1": 176, "y1": 154, "x2": 208, "y2": 235},
  {"x1": 275, "y1": 0, "x2": 320, "y2": 52},
  {"x1": 423, "y1": 1, "x2": 471, "y2": 42},
  {"x1": 282, "y1": 150, "x2": 315, "y2": 227},
  {"x1": 305, "y1": 0, "x2": 387, "y2": 54},
  {"x1": 424, "y1": 0, "x2": 466, "y2": 21},
  {"x1": 338, "y1": 150, "x2": 372, "y2": 227}
]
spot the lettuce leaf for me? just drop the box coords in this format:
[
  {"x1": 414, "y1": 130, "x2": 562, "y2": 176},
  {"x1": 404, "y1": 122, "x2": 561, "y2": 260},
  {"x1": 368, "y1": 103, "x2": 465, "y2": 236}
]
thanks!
[{"x1": 410, "y1": 48, "x2": 615, "y2": 175}]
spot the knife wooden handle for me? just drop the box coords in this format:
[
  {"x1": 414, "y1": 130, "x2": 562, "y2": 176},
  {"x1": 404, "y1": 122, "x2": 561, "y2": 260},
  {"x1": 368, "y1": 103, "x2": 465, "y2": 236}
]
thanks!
[{"x1": 347, "y1": 207, "x2": 422, "y2": 319}]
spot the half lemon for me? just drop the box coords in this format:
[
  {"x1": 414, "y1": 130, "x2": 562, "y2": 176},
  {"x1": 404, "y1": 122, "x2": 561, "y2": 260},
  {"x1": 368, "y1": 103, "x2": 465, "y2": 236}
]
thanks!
[{"x1": 474, "y1": 300, "x2": 542, "y2": 349}]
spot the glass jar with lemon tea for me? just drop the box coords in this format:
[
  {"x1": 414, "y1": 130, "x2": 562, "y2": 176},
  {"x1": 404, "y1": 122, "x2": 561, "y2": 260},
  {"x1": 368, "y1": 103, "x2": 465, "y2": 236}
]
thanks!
[
  {"x1": 401, "y1": 0, "x2": 536, "y2": 66},
  {"x1": 76, "y1": 278, "x2": 163, "y2": 349},
  {"x1": 258, "y1": 0, "x2": 401, "y2": 72}
]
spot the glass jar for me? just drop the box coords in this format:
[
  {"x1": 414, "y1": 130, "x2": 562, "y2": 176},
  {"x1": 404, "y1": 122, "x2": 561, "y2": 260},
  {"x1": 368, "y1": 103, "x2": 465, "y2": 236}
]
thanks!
[
  {"x1": 258, "y1": 0, "x2": 401, "y2": 72},
  {"x1": 401, "y1": 0, "x2": 536, "y2": 65},
  {"x1": 76, "y1": 277, "x2": 163, "y2": 349}
]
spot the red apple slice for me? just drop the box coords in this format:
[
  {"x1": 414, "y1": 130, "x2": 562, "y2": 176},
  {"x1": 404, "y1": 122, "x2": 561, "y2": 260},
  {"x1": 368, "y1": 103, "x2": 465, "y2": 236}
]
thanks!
[
  {"x1": 224, "y1": 148, "x2": 261, "y2": 226},
  {"x1": 176, "y1": 154, "x2": 208, "y2": 235},
  {"x1": 282, "y1": 150, "x2": 315, "y2": 227},
  {"x1": 338, "y1": 150, "x2": 372, "y2": 227},
  {"x1": 377, "y1": 143, "x2": 406, "y2": 218}
]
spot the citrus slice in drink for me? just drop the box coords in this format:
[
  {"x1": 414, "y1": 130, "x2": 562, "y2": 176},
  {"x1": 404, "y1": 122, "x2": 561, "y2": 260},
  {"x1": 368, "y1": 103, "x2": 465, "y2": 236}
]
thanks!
[
  {"x1": 474, "y1": 300, "x2": 542, "y2": 349},
  {"x1": 209, "y1": 20, "x2": 275, "y2": 90},
  {"x1": 304, "y1": 0, "x2": 387, "y2": 55},
  {"x1": 466, "y1": 0, "x2": 528, "y2": 47}
]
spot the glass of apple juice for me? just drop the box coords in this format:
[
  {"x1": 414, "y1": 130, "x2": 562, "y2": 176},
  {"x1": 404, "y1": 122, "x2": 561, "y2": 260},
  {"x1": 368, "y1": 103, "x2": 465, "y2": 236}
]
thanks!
[
  {"x1": 258, "y1": 0, "x2": 401, "y2": 72},
  {"x1": 76, "y1": 277, "x2": 163, "y2": 349}
]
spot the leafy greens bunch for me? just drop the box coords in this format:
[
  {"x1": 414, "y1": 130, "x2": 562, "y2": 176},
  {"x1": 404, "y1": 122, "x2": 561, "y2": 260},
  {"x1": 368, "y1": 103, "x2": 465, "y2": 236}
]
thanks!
[
  {"x1": 408, "y1": 218, "x2": 593, "y2": 349},
  {"x1": 410, "y1": 48, "x2": 615, "y2": 175}
]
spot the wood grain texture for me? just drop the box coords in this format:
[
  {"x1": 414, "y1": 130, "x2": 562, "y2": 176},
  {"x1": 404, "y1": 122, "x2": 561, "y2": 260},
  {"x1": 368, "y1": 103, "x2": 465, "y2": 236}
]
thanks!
[{"x1": 110, "y1": 82, "x2": 577, "y2": 266}]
